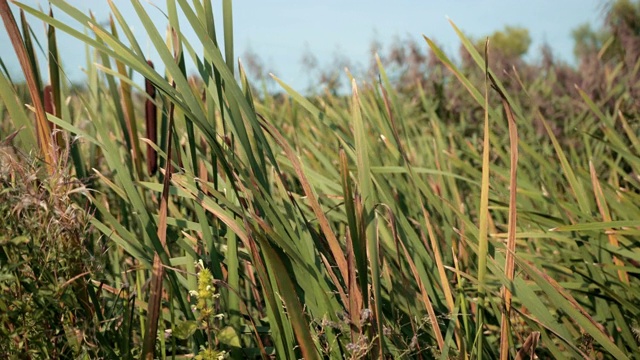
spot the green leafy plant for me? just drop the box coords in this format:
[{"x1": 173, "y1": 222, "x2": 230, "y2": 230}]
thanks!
[{"x1": 0, "y1": 142, "x2": 100, "y2": 358}]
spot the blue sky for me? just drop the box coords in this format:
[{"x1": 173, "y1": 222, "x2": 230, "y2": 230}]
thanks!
[{"x1": 3, "y1": 1, "x2": 607, "y2": 91}]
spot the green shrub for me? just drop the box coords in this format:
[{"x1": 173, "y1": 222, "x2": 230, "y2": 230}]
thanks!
[{"x1": 0, "y1": 144, "x2": 99, "y2": 358}]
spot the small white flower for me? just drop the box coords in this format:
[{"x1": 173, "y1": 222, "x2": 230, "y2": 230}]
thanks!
[{"x1": 189, "y1": 290, "x2": 199, "y2": 297}]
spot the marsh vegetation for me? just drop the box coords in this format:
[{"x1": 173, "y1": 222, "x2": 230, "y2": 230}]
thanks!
[{"x1": 1, "y1": 0, "x2": 640, "y2": 359}]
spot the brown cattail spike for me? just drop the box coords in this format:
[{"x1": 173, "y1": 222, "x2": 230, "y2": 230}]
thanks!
[{"x1": 145, "y1": 60, "x2": 158, "y2": 176}]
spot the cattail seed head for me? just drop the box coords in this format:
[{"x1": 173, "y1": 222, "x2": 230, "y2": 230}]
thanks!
[{"x1": 145, "y1": 60, "x2": 158, "y2": 176}]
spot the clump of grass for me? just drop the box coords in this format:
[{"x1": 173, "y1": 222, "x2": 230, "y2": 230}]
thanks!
[{"x1": 0, "y1": 139, "x2": 99, "y2": 358}]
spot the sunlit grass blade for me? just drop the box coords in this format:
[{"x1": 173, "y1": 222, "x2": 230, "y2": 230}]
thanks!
[
  {"x1": 423, "y1": 35, "x2": 483, "y2": 106},
  {"x1": 492, "y1": 77, "x2": 519, "y2": 360},
  {"x1": 589, "y1": 161, "x2": 628, "y2": 283},
  {"x1": 475, "y1": 38, "x2": 492, "y2": 360},
  {"x1": 447, "y1": 19, "x2": 524, "y2": 120},
  {"x1": 350, "y1": 78, "x2": 386, "y2": 356},
  {"x1": 340, "y1": 147, "x2": 365, "y2": 335},
  {"x1": 538, "y1": 112, "x2": 591, "y2": 214},
  {"x1": 110, "y1": 15, "x2": 143, "y2": 180},
  {"x1": 222, "y1": 0, "x2": 234, "y2": 73}
]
